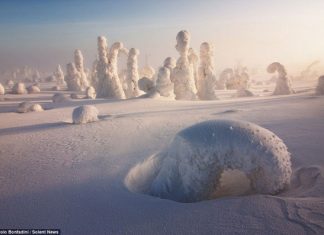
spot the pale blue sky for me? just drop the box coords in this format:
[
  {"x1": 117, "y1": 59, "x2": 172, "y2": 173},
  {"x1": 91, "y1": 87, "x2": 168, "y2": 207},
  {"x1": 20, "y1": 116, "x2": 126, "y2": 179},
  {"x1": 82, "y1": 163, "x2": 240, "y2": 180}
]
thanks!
[{"x1": 1, "y1": 0, "x2": 324, "y2": 74}]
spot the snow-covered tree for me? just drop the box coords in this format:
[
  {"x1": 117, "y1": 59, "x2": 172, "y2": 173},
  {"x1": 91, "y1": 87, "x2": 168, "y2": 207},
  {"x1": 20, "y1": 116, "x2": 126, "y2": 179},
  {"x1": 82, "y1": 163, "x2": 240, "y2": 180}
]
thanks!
[
  {"x1": 171, "y1": 30, "x2": 197, "y2": 100},
  {"x1": 65, "y1": 63, "x2": 82, "y2": 91},
  {"x1": 96, "y1": 36, "x2": 109, "y2": 97},
  {"x1": 125, "y1": 48, "x2": 140, "y2": 98},
  {"x1": 188, "y1": 48, "x2": 199, "y2": 88},
  {"x1": 12, "y1": 82, "x2": 27, "y2": 94},
  {"x1": 156, "y1": 57, "x2": 176, "y2": 97},
  {"x1": 267, "y1": 62, "x2": 294, "y2": 95},
  {"x1": 54, "y1": 65, "x2": 65, "y2": 86},
  {"x1": 96, "y1": 37, "x2": 126, "y2": 99},
  {"x1": 197, "y1": 42, "x2": 218, "y2": 100},
  {"x1": 74, "y1": 49, "x2": 89, "y2": 90}
]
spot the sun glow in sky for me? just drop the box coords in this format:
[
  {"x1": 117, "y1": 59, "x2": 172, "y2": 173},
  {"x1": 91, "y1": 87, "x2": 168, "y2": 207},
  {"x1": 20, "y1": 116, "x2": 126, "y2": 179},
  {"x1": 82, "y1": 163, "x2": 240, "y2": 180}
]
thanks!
[{"x1": 1, "y1": 0, "x2": 324, "y2": 76}]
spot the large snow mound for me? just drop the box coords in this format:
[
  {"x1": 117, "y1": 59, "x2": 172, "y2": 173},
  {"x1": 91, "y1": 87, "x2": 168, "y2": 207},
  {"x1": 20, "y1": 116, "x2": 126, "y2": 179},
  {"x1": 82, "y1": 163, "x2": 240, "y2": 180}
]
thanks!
[
  {"x1": 125, "y1": 120, "x2": 292, "y2": 202},
  {"x1": 72, "y1": 105, "x2": 99, "y2": 124}
]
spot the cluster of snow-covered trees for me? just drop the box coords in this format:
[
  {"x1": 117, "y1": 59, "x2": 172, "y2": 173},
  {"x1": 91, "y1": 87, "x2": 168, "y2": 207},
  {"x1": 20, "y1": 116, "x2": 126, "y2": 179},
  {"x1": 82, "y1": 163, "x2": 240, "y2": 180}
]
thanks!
[{"x1": 6, "y1": 30, "x2": 318, "y2": 100}]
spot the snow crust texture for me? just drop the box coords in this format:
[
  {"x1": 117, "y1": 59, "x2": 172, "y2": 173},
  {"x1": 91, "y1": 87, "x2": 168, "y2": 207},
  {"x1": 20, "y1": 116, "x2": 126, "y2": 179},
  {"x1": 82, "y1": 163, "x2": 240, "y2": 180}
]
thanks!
[
  {"x1": 72, "y1": 105, "x2": 99, "y2": 124},
  {"x1": 125, "y1": 120, "x2": 292, "y2": 202}
]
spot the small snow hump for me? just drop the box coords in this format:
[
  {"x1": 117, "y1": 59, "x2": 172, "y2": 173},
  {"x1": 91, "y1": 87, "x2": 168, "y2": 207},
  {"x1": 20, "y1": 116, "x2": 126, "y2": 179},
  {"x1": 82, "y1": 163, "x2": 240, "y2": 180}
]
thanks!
[
  {"x1": 72, "y1": 105, "x2": 99, "y2": 124},
  {"x1": 125, "y1": 120, "x2": 292, "y2": 202}
]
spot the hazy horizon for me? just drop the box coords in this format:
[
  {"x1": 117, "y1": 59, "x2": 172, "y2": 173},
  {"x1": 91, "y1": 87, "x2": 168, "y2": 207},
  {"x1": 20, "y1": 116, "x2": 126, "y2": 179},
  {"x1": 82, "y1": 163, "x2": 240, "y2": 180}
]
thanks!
[{"x1": 1, "y1": 0, "x2": 324, "y2": 76}]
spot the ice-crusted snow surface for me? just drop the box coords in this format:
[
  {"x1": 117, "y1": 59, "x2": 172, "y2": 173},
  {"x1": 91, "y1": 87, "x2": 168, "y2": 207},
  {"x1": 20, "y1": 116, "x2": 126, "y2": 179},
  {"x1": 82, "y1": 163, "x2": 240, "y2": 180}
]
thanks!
[
  {"x1": 0, "y1": 80, "x2": 323, "y2": 234},
  {"x1": 72, "y1": 105, "x2": 99, "y2": 124},
  {"x1": 125, "y1": 120, "x2": 292, "y2": 202}
]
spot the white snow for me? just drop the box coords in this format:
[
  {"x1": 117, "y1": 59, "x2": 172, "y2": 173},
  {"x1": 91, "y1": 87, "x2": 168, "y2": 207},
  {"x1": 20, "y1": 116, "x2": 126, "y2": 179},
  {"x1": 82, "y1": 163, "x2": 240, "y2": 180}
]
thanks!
[
  {"x1": 72, "y1": 105, "x2": 99, "y2": 124},
  {"x1": 0, "y1": 79, "x2": 323, "y2": 234}
]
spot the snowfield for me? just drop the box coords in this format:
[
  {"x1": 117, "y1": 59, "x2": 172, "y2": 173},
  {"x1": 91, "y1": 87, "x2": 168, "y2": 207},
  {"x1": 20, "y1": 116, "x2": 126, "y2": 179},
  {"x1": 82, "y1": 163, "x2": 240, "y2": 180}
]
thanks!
[{"x1": 0, "y1": 81, "x2": 323, "y2": 234}]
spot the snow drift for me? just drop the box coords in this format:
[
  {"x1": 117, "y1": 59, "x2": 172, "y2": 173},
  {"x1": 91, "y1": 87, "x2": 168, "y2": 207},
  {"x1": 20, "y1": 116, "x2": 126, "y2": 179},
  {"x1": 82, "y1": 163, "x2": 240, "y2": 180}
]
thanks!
[
  {"x1": 125, "y1": 120, "x2": 292, "y2": 202},
  {"x1": 72, "y1": 105, "x2": 99, "y2": 124}
]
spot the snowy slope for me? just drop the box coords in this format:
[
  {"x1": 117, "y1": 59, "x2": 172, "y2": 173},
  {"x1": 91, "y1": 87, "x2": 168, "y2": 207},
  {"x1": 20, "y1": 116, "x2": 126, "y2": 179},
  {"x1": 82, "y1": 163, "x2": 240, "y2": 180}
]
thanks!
[{"x1": 0, "y1": 82, "x2": 323, "y2": 234}]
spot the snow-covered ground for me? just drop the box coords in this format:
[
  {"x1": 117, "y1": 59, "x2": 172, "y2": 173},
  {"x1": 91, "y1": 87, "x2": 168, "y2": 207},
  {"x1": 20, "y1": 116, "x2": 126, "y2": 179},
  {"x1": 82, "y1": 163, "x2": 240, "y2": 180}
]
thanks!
[{"x1": 0, "y1": 80, "x2": 323, "y2": 234}]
